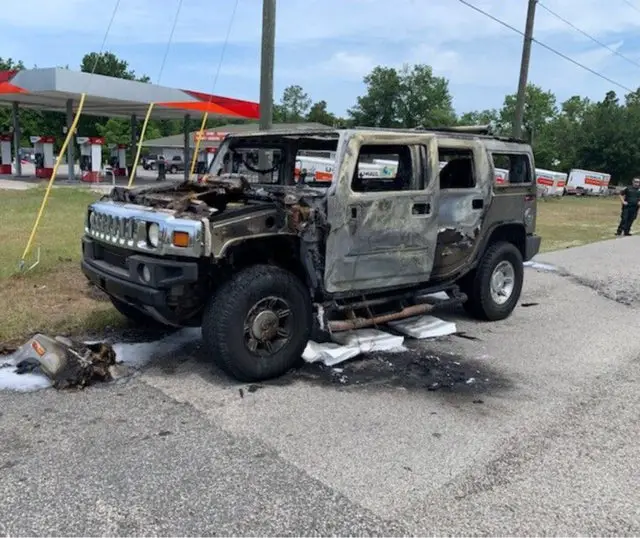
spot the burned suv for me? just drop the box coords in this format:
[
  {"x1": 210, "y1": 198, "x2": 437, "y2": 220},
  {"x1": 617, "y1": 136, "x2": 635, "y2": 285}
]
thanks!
[{"x1": 81, "y1": 125, "x2": 541, "y2": 381}]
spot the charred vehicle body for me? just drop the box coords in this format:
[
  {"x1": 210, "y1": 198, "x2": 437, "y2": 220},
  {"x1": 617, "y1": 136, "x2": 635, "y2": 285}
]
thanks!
[{"x1": 81, "y1": 125, "x2": 541, "y2": 381}]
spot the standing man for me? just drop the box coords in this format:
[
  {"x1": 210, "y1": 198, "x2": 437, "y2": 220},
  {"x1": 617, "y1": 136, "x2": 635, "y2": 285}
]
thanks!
[{"x1": 616, "y1": 177, "x2": 640, "y2": 236}]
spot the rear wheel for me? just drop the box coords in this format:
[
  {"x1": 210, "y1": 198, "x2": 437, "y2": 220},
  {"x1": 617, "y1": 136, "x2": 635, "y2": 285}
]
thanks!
[
  {"x1": 170, "y1": 165, "x2": 178, "y2": 174},
  {"x1": 202, "y1": 265, "x2": 312, "y2": 382},
  {"x1": 460, "y1": 241, "x2": 523, "y2": 321}
]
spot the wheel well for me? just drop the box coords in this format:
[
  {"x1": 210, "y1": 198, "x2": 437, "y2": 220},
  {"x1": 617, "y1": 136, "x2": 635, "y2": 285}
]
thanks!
[
  {"x1": 485, "y1": 223, "x2": 526, "y2": 258},
  {"x1": 224, "y1": 236, "x2": 310, "y2": 285}
]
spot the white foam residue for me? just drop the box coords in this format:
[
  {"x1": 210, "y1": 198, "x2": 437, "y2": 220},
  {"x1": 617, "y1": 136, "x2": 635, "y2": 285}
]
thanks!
[
  {"x1": 0, "y1": 357, "x2": 52, "y2": 392},
  {"x1": 388, "y1": 315, "x2": 457, "y2": 340},
  {"x1": 524, "y1": 261, "x2": 557, "y2": 272},
  {"x1": 112, "y1": 327, "x2": 201, "y2": 368}
]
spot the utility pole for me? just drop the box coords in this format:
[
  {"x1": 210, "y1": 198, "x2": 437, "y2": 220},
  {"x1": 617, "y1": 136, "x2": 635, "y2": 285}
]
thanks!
[
  {"x1": 513, "y1": 0, "x2": 537, "y2": 139},
  {"x1": 259, "y1": 0, "x2": 276, "y2": 131}
]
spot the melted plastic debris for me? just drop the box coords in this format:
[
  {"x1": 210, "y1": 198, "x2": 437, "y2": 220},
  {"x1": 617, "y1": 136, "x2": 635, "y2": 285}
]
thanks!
[
  {"x1": 0, "y1": 328, "x2": 201, "y2": 392},
  {"x1": 388, "y1": 315, "x2": 457, "y2": 339},
  {"x1": 331, "y1": 329, "x2": 405, "y2": 353}
]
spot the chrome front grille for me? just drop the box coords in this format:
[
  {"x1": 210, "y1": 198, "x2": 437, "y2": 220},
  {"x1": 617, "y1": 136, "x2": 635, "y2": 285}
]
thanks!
[
  {"x1": 84, "y1": 200, "x2": 208, "y2": 258},
  {"x1": 88, "y1": 210, "x2": 140, "y2": 247}
]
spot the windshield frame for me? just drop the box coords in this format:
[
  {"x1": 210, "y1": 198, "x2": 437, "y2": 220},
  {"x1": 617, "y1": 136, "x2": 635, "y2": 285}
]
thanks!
[{"x1": 206, "y1": 131, "x2": 342, "y2": 188}]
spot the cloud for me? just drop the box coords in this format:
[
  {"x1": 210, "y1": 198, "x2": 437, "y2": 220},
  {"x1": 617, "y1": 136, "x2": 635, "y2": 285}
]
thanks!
[{"x1": 3, "y1": 0, "x2": 640, "y2": 116}]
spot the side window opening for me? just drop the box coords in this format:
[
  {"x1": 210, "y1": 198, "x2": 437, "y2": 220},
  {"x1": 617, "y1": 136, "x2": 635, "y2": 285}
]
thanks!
[
  {"x1": 350, "y1": 144, "x2": 423, "y2": 193},
  {"x1": 492, "y1": 153, "x2": 531, "y2": 185},
  {"x1": 438, "y1": 147, "x2": 476, "y2": 189}
]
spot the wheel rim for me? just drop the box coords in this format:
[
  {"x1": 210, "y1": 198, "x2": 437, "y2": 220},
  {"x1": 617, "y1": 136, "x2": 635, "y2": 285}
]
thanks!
[
  {"x1": 243, "y1": 296, "x2": 292, "y2": 356},
  {"x1": 490, "y1": 260, "x2": 515, "y2": 305}
]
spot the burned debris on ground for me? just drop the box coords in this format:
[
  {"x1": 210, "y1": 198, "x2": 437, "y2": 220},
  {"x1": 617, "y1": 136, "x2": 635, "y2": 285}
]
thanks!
[{"x1": 6, "y1": 334, "x2": 127, "y2": 390}]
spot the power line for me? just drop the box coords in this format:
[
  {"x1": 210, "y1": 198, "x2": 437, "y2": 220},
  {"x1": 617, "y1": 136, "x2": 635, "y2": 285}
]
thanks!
[
  {"x1": 456, "y1": 0, "x2": 635, "y2": 94},
  {"x1": 538, "y1": 2, "x2": 640, "y2": 70},
  {"x1": 156, "y1": 0, "x2": 185, "y2": 84},
  {"x1": 622, "y1": 0, "x2": 640, "y2": 14}
]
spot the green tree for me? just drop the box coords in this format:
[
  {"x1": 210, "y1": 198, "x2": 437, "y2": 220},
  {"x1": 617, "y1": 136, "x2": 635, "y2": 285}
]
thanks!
[
  {"x1": 278, "y1": 85, "x2": 312, "y2": 122},
  {"x1": 499, "y1": 84, "x2": 558, "y2": 141},
  {"x1": 306, "y1": 100, "x2": 337, "y2": 125},
  {"x1": 457, "y1": 109, "x2": 499, "y2": 128},
  {"x1": 348, "y1": 66, "x2": 402, "y2": 127},
  {"x1": 80, "y1": 51, "x2": 150, "y2": 82},
  {"x1": 498, "y1": 84, "x2": 558, "y2": 168},
  {"x1": 396, "y1": 64, "x2": 456, "y2": 128},
  {"x1": 348, "y1": 64, "x2": 455, "y2": 128}
]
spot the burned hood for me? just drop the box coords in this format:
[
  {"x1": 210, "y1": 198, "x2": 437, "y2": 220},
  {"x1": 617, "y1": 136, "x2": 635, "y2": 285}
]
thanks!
[{"x1": 106, "y1": 175, "x2": 328, "y2": 218}]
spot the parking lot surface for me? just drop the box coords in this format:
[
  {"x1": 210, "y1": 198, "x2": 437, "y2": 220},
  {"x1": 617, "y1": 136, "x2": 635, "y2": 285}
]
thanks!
[{"x1": 1, "y1": 238, "x2": 639, "y2": 536}]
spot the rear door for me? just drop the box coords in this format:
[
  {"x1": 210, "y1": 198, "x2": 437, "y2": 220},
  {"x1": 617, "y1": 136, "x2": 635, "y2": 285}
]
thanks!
[{"x1": 324, "y1": 133, "x2": 440, "y2": 294}]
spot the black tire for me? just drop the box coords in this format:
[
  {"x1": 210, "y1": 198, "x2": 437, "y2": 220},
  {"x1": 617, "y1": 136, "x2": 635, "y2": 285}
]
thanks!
[
  {"x1": 202, "y1": 265, "x2": 312, "y2": 382},
  {"x1": 460, "y1": 241, "x2": 523, "y2": 321},
  {"x1": 170, "y1": 165, "x2": 178, "y2": 174},
  {"x1": 110, "y1": 297, "x2": 160, "y2": 326}
]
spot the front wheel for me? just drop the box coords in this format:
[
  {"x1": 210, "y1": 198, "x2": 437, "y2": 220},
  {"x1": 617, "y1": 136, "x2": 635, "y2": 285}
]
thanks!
[
  {"x1": 202, "y1": 265, "x2": 312, "y2": 382},
  {"x1": 170, "y1": 165, "x2": 178, "y2": 174},
  {"x1": 460, "y1": 241, "x2": 524, "y2": 321}
]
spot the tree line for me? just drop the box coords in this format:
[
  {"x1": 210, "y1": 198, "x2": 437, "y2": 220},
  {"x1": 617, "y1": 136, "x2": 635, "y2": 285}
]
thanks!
[{"x1": 1, "y1": 52, "x2": 638, "y2": 184}]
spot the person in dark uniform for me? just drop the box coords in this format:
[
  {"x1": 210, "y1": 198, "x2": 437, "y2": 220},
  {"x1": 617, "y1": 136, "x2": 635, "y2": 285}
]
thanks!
[{"x1": 616, "y1": 177, "x2": 640, "y2": 236}]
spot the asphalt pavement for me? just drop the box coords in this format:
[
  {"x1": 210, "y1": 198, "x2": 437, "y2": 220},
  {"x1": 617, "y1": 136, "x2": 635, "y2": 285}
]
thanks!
[{"x1": 1, "y1": 237, "x2": 640, "y2": 536}]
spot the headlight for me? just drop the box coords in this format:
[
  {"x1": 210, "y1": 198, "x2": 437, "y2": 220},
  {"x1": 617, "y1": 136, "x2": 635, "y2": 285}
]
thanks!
[{"x1": 147, "y1": 223, "x2": 160, "y2": 247}]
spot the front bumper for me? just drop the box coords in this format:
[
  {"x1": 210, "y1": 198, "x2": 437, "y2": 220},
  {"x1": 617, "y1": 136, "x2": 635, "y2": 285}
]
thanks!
[
  {"x1": 525, "y1": 234, "x2": 542, "y2": 261},
  {"x1": 81, "y1": 237, "x2": 201, "y2": 325}
]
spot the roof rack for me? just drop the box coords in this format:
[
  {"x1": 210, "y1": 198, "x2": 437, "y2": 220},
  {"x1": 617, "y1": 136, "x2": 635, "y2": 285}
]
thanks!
[
  {"x1": 411, "y1": 124, "x2": 493, "y2": 135},
  {"x1": 351, "y1": 124, "x2": 495, "y2": 136}
]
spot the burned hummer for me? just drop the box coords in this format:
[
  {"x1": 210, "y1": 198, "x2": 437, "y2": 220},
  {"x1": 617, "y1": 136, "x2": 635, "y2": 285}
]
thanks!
[{"x1": 81, "y1": 125, "x2": 541, "y2": 381}]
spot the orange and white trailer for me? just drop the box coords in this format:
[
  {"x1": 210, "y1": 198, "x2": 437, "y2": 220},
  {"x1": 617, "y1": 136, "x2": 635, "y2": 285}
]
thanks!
[
  {"x1": 494, "y1": 167, "x2": 509, "y2": 185},
  {"x1": 566, "y1": 169, "x2": 611, "y2": 195}
]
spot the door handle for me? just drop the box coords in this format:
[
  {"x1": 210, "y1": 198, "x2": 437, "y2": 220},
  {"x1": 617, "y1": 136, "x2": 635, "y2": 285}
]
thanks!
[
  {"x1": 472, "y1": 199, "x2": 484, "y2": 210},
  {"x1": 412, "y1": 202, "x2": 431, "y2": 215},
  {"x1": 349, "y1": 206, "x2": 358, "y2": 219}
]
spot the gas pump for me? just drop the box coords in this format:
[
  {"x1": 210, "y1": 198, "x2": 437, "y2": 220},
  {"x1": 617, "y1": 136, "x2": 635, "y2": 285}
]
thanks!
[
  {"x1": 30, "y1": 136, "x2": 55, "y2": 178},
  {"x1": 108, "y1": 143, "x2": 128, "y2": 176},
  {"x1": 77, "y1": 137, "x2": 104, "y2": 182},
  {"x1": 0, "y1": 134, "x2": 12, "y2": 174}
]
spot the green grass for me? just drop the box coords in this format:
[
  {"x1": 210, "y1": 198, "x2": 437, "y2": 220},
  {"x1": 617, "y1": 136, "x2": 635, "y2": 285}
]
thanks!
[
  {"x1": 0, "y1": 187, "x2": 124, "y2": 347},
  {"x1": 0, "y1": 187, "x2": 101, "y2": 278},
  {"x1": 536, "y1": 195, "x2": 627, "y2": 253}
]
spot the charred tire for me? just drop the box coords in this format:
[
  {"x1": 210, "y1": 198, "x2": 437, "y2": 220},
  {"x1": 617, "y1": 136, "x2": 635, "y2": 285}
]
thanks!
[
  {"x1": 461, "y1": 241, "x2": 523, "y2": 321},
  {"x1": 202, "y1": 264, "x2": 312, "y2": 382},
  {"x1": 110, "y1": 297, "x2": 160, "y2": 326}
]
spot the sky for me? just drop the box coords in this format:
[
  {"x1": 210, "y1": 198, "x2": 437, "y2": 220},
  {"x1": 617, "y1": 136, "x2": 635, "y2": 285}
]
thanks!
[{"x1": 2, "y1": 0, "x2": 640, "y2": 117}]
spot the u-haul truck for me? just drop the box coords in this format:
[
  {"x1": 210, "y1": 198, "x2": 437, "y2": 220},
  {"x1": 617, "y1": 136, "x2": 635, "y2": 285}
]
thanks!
[
  {"x1": 566, "y1": 169, "x2": 611, "y2": 195},
  {"x1": 294, "y1": 155, "x2": 389, "y2": 182},
  {"x1": 552, "y1": 171, "x2": 568, "y2": 196},
  {"x1": 536, "y1": 168, "x2": 556, "y2": 197},
  {"x1": 535, "y1": 168, "x2": 569, "y2": 197},
  {"x1": 494, "y1": 167, "x2": 509, "y2": 185}
]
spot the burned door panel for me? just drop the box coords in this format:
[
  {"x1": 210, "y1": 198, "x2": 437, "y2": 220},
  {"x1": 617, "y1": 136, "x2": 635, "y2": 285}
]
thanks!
[
  {"x1": 324, "y1": 133, "x2": 440, "y2": 294},
  {"x1": 431, "y1": 139, "x2": 492, "y2": 279}
]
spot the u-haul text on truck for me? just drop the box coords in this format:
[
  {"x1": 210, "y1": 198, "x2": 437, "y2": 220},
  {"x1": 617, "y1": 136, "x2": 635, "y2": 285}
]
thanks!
[{"x1": 566, "y1": 169, "x2": 611, "y2": 195}]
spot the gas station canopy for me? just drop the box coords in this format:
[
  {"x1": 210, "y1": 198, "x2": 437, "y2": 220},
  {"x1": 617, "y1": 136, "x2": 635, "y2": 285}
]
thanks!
[{"x1": 0, "y1": 67, "x2": 260, "y2": 120}]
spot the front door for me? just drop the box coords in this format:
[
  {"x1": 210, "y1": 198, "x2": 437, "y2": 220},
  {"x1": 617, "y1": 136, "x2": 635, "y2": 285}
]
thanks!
[{"x1": 324, "y1": 133, "x2": 440, "y2": 294}]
